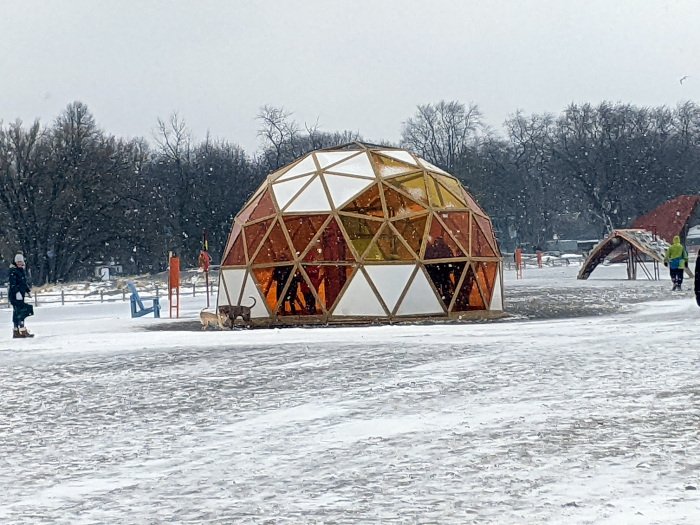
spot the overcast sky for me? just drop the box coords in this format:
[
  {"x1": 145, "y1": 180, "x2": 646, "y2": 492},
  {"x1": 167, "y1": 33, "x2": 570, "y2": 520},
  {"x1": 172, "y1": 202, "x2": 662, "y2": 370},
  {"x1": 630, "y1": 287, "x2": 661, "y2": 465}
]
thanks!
[{"x1": 1, "y1": 0, "x2": 698, "y2": 153}]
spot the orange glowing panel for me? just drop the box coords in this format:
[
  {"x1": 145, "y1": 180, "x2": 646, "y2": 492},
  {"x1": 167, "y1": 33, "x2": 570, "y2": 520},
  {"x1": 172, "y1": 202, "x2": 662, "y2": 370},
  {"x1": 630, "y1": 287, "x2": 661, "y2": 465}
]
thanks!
[
  {"x1": 453, "y1": 265, "x2": 485, "y2": 311},
  {"x1": 243, "y1": 219, "x2": 272, "y2": 261},
  {"x1": 472, "y1": 218, "x2": 497, "y2": 257},
  {"x1": 474, "y1": 261, "x2": 498, "y2": 306},
  {"x1": 425, "y1": 261, "x2": 466, "y2": 309},
  {"x1": 304, "y1": 218, "x2": 355, "y2": 263},
  {"x1": 283, "y1": 215, "x2": 329, "y2": 258},
  {"x1": 381, "y1": 185, "x2": 426, "y2": 218},
  {"x1": 438, "y1": 212, "x2": 471, "y2": 256},
  {"x1": 391, "y1": 214, "x2": 428, "y2": 258},
  {"x1": 222, "y1": 235, "x2": 246, "y2": 266},
  {"x1": 425, "y1": 214, "x2": 465, "y2": 259},
  {"x1": 364, "y1": 223, "x2": 414, "y2": 261},
  {"x1": 341, "y1": 183, "x2": 383, "y2": 218},
  {"x1": 248, "y1": 189, "x2": 277, "y2": 221},
  {"x1": 253, "y1": 219, "x2": 294, "y2": 264},
  {"x1": 474, "y1": 215, "x2": 498, "y2": 255}
]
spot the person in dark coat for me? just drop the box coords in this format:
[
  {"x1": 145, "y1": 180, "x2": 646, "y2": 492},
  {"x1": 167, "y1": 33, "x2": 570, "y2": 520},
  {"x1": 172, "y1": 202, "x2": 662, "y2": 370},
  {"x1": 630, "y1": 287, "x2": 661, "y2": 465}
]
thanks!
[{"x1": 9, "y1": 253, "x2": 34, "y2": 338}]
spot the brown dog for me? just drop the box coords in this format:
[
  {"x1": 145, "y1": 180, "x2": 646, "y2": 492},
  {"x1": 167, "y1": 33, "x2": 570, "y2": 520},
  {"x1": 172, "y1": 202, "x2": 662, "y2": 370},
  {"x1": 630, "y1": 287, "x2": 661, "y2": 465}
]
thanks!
[
  {"x1": 200, "y1": 308, "x2": 230, "y2": 330},
  {"x1": 219, "y1": 297, "x2": 256, "y2": 328}
]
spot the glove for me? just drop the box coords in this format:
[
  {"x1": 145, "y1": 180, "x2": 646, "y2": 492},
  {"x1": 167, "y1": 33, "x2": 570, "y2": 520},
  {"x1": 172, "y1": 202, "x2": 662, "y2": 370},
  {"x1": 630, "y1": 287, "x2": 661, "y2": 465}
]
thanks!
[{"x1": 15, "y1": 292, "x2": 22, "y2": 301}]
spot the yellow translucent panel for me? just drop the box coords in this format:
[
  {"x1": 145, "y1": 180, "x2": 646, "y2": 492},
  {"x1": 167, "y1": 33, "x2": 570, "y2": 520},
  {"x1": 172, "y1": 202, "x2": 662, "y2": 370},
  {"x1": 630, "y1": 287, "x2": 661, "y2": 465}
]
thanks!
[
  {"x1": 382, "y1": 185, "x2": 426, "y2": 218},
  {"x1": 426, "y1": 177, "x2": 443, "y2": 207},
  {"x1": 392, "y1": 214, "x2": 428, "y2": 257},
  {"x1": 434, "y1": 175, "x2": 466, "y2": 201},
  {"x1": 364, "y1": 223, "x2": 415, "y2": 261},
  {"x1": 435, "y1": 181, "x2": 467, "y2": 209},
  {"x1": 339, "y1": 215, "x2": 383, "y2": 259},
  {"x1": 385, "y1": 172, "x2": 429, "y2": 206},
  {"x1": 371, "y1": 153, "x2": 416, "y2": 177}
]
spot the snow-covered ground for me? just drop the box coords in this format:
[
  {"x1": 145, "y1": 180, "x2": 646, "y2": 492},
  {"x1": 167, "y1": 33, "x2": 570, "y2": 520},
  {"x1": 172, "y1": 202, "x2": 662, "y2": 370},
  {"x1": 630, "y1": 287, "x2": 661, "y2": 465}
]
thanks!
[{"x1": 1, "y1": 264, "x2": 699, "y2": 524}]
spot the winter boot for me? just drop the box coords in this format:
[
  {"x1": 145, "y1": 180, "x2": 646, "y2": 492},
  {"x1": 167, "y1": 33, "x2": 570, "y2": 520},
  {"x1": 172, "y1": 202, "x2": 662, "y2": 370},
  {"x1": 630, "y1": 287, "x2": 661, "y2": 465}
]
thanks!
[
  {"x1": 12, "y1": 328, "x2": 22, "y2": 338},
  {"x1": 19, "y1": 327, "x2": 34, "y2": 338}
]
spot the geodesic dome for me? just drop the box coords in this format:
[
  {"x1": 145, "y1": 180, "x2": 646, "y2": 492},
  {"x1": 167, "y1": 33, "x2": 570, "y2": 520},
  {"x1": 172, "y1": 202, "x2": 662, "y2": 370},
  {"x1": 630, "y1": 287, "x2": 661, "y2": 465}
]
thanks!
[{"x1": 218, "y1": 142, "x2": 503, "y2": 326}]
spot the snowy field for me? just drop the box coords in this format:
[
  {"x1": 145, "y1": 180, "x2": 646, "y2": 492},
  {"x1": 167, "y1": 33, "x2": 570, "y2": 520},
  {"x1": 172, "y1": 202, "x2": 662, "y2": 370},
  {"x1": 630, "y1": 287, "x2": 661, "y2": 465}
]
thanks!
[{"x1": 1, "y1": 264, "x2": 700, "y2": 524}]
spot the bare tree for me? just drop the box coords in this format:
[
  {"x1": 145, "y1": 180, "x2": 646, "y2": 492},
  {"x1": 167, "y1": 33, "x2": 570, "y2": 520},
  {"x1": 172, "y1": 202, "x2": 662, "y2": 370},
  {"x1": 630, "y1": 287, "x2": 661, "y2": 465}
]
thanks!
[{"x1": 401, "y1": 100, "x2": 482, "y2": 172}]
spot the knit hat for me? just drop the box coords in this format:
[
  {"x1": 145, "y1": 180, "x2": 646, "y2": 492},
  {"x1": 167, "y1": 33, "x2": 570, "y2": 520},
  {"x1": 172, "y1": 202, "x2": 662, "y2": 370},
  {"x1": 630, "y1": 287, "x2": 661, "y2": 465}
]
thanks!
[{"x1": 14, "y1": 253, "x2": 24, "y2": 264}]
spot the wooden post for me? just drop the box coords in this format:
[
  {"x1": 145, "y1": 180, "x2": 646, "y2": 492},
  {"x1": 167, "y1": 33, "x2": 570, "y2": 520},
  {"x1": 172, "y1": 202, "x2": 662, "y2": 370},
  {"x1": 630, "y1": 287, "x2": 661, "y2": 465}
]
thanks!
[{"x1": 168, "y1": 254, "x2": 180, "y2": 318}]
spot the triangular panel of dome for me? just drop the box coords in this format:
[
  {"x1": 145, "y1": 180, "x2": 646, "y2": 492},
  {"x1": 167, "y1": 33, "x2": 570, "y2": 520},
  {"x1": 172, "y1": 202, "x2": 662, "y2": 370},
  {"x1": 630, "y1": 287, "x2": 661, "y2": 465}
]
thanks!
[
  {"x1": 474, "y1": 261, "x2": 498, "y2": 307},
  {"x1": 305, "y1": 264, "x2": 353, "y2": 312},
  {"x1": 453, "y1": 264, "x2": 485, "y2": 311},
  {"x1": 472, "y1": 218, "x2": 497, "y2": 257},
  {"x1": 323, "y1": 174, "x2": 374, "y2": 209},
  {"x1": 324, "y1": 152, "x2": 375, "y2": 178},
  {"x1": 391, "y1": 214, "x2": 428, "y2": 258},
  {"x1": 425, "y1": 261, "x2": 466, "y2": 309},
  {"x1": 340, "y1": 183, "x2": 383, "y2": 218},
  {"x1": 417, "y1": 157, "x2": 449, "y2": 175},
  {"x1": 285, "y1": 175, "x2": 332, "y2": 212},
  {"x1": 381, "y1": 185, "x2": 426, "y2": 218},
  {"x1": 218, "y1": 268, "x2": 246, "y2": 307},
  {"x1": 364, "y1": 223, "x2": 416, "y2": 261},
  {"x1": 474, "y1": 215, "x2": 499, "y2": 255},
  {"x1": 338, "y1": 215, "x2": 383, "y2": 260},
  {"x1": 489, "y1": 268, "x2": 503, "y2": 311},
  {"x1": 283, "y1": 215, "x2": 329, "y2": 258},
  {"x1": 377, "y1": 150, "x2": 418, "y2": 167},
  {"x1": 272, "y1": 174, "x2": 313, "y2": 210},
  {"x1": 298, "y1": 266, "x2": 324, "y2": 315},
  {"x1": 251, "y1": 267, "x2": 275, "y2": 313},
  {"x1": 364, "y1": 264, "x2": 415, "y2": 313},
  {"x1": 371, "y1": 152, "x2": 417, "y2": 178},
  {"x1": 437, "y1": 212, "x2": 471, "y2": 256},
  {"x1": 304, "y1": 217, "x2": 355, "y2": 262},
  {"x1": 240, "y1": 272, "x2": 270, "y2": 318},
  {"x1": 261, "y1": 265, "x2": 294, "y2": 313},
  {"x1": 253, "y1": 218, "x2": 294, "y2": 264},
  {"x1": 276, "y1": 267, "x2": 308, "y2": 316},
  {"x1": 433, "y1": 178, "x2": 467, "y2": 209},
  {"x1": 276, "y1": 155, "x2": 318, "y2": 181},
  {"x1": 315, "y1": 151, "x2": 356, "y2": 169},
  {"x1": 248, "y1": 189, "x2": 277, "y2": 221},
  {"x1": 222, "y1": 234, "x2": 246, "y2": 266},
  {"x1": 243, "y1": 219, "x2": 273, "y2": 262},
  {"x1": 425, "y1": 215, "x2": 465, "y2": 259},
  {"x1": 385, "y1": 172, "x2": 429, "y2": 206},
  {"x1": 395, "y1": 269, "x2": 444, "y2": 316},
  {"x1": 332, "y1": 269, "x2": 387, "y2": 317},
  {"x1": 426, "y1": 176, "x2": 466, "y2": 209}
]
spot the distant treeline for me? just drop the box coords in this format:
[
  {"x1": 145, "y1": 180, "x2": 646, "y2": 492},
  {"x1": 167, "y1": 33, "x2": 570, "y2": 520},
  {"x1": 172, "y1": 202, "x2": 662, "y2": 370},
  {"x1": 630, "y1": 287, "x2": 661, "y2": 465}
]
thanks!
[{"x1": 1, "y1": 100, "x2": 699, "y2": 283}]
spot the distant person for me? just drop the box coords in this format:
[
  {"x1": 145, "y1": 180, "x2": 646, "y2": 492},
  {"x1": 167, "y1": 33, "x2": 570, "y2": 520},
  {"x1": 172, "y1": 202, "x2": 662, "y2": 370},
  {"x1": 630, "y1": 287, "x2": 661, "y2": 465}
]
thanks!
[
  {"x1": 663, "y1": 235, "x2": 689, "y2": 291},
  {"x1": 9, "y1": 253, "x2": 34, "y2": 338},
  {"x1": 695, "y1": 249, "x2": 700, "y2": 307}
]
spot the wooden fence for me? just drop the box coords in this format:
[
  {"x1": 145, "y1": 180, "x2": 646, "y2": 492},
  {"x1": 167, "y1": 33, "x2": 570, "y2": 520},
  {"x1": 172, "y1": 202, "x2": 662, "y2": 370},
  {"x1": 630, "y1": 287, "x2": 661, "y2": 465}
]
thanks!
[{"x1": 0, "y1": 282, "x2": 218, "y2": 308}]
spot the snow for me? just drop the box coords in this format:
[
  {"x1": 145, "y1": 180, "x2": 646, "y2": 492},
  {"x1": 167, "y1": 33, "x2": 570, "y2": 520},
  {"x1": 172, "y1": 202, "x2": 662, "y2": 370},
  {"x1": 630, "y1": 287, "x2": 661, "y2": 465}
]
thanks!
[{"x1": 1, "y1": 264, "x2": 700, "y2": 523}]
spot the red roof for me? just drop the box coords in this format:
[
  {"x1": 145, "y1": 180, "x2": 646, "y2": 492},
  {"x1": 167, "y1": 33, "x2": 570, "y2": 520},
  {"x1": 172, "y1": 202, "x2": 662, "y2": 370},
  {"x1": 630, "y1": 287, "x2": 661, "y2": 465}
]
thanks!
[{"x1": 631, "y1": 195, "x2": 700, "y2": 243}]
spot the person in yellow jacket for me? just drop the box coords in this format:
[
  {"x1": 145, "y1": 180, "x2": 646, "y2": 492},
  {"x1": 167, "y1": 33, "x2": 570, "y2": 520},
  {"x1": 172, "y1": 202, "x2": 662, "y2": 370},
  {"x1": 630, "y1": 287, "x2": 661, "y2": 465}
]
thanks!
[{"x1": 663, "y1": 235, "x2": 689, "y2": 291}]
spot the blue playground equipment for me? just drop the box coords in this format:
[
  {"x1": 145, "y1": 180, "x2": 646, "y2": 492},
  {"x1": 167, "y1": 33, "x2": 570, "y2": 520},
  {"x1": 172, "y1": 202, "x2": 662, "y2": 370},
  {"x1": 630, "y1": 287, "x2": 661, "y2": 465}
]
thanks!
[{"x1": 127, "y1": 281, "x2": 160, "y2": 318}]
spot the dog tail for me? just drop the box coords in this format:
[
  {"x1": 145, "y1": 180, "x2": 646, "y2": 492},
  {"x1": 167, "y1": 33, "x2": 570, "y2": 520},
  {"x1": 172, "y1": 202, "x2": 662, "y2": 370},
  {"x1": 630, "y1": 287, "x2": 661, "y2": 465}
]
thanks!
[{"x1": 248, "y1": 296, "x2": 256, "y2": 308}]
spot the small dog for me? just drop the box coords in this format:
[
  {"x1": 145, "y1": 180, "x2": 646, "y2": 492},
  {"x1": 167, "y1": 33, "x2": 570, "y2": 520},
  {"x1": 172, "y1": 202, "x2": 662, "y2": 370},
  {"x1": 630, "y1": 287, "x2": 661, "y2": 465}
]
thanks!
[
  {"x1": 219, "y1": 297, "x2": 256, "y2": 328},
  {"x1": 199, "y1": 308, "x2": 229, "y2": 330}
]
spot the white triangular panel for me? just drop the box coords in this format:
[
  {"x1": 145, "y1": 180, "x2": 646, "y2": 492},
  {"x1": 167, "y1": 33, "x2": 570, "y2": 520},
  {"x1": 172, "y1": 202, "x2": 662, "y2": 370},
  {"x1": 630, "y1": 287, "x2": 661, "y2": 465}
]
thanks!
[
  {"x1": 489, "y1": 269, "x2": 503, "y2": 311},
  {"x1": 218, "y1": 268, "x2": 246, "y2": 307},
  {"x1": 378, "y1": 150, "x2": 418, "y2": 166},
  {"x1": 364, "y1": 264, "x2": 415, "y2": 312},
  {"x1": 332, "y1": 270, "x2": 386, "y2": 316},
  {"x1": 240, "y1": 273, "x2": 269, "y2": 318},
  {"x1": 277, "y1": 156, "x2": 317, "y2": 181},
  {"x1": 396, "y1": 269, "x2": 443, "y2": 315},
  {"x1": 315, "y1": 151, "x2": 355, "y2": 169},
  {"x1": 272, "y1": 175, "x2": 312, "y2": 209},
  {"x1": 324, "y1": 152, "x2": 375, "y2": 178},
  {"x1": 417, "y1": 157, "x2": 449, "y2": 175},
  {"x1": 285, "y1": 176, "x2": 332, "y2": 212},
  {"x1": 323, "y1": 174, "x2": 373, "y2": 208}
]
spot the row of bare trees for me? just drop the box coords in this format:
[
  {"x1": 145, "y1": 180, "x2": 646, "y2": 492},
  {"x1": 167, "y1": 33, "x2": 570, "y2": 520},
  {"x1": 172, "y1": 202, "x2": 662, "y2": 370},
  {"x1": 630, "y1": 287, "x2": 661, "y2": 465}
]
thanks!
[{"x1": 1, "y1": 100, "x2": 699, "y2": 283}]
